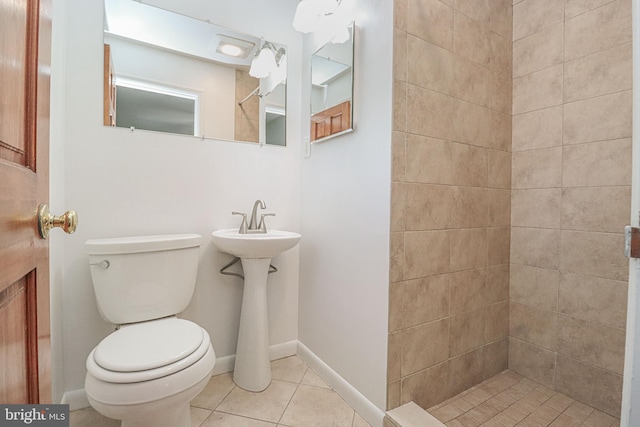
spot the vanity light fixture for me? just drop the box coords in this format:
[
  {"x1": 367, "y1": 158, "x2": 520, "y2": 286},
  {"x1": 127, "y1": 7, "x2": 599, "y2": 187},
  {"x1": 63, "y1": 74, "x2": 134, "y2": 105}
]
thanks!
[
  {"x1": 292, "y1": 0, "x2": 341, "y2": 33},
  {"x1": 249, "y1": 41, "x2": 286, "y2": 79}
]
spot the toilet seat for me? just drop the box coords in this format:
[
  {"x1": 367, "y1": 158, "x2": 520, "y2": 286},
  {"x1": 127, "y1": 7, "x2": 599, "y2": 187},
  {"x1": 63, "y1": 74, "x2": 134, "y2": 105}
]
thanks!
[{"x1": 87, "y1": 318, "x2": 210, "y2": 383}]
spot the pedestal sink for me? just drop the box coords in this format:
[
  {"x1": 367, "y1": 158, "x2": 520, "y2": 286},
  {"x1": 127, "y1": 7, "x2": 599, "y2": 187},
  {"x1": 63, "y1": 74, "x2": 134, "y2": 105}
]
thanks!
[{"x1": 211, "y1": 228, "x2": 301, "y2": 392}]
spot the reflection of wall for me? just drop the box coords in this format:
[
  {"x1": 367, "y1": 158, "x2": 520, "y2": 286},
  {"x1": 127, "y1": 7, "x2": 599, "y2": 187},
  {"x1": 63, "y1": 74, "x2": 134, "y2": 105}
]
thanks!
[
  {"x1": 234, "y1": 69, "x2": 259, "y2": 143},
  {"x1": 388, "y1": 0, "x2": 513, "y2": 412},
  {"x1": 105, "y1": 36, "x2": 235, "y2": 140},
  {"x1": 311, "y1": 72, "x2": 352, "y2": 115}
]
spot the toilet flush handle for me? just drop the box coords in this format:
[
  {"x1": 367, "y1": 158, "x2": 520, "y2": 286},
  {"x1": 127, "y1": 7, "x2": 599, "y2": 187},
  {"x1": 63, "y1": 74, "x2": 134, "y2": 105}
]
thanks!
[{"x1": 89, "y1": 260, "x2": 110, "y2": 269}]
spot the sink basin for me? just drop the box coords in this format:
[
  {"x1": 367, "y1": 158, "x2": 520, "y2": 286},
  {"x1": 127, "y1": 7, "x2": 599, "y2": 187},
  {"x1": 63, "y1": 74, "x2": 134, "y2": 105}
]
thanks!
[{"x1": 211, "y1": 228, "x2": 301, "y2": 259}]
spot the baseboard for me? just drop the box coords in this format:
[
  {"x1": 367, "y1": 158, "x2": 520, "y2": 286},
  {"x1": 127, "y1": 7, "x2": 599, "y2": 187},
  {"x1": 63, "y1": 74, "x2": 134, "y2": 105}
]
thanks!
[
  {"x1": 297, "y1": 341, "x2": 386, "y2": 427},
  {"x1": 65, "y1": 340, "x2": 299, "y2": 409}
]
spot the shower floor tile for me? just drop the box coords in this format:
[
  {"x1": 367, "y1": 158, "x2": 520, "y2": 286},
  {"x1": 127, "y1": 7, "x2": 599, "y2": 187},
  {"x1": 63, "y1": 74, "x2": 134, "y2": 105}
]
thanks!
[
  {"x1": 69, "y1": 355, "x2": 371, "y2": 427},
  {"x1": 428, "y1": 370, "x2": 619, "y2": 427}
]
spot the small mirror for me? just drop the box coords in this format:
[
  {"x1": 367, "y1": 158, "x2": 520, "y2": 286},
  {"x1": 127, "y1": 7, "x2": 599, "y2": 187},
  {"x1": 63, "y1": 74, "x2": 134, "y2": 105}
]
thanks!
[
  {"x1": 310, "y1": 23, "x2": 354, "y2": 143},
  {"x1": 103, "y1": 0, "x2": 287, "y2": 146}
]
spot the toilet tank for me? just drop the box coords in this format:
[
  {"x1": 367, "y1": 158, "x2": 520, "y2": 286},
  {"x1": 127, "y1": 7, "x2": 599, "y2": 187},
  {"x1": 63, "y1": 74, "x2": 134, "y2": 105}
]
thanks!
[{"x1": 85, "y1": 234, "x2": 201, "y2": 325}]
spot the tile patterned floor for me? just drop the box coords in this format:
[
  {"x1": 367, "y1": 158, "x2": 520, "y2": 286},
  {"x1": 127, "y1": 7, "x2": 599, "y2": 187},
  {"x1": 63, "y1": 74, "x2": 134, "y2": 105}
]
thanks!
[
  {"x1": 428, "y1": 370, "x2": 620, "y2": 427},
  {"x1": 70, "y1": 355, "x2": 372, "y2": 427}
]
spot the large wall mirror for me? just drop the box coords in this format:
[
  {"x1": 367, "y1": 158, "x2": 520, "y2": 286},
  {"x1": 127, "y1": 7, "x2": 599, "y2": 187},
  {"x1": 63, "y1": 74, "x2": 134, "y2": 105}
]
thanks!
[
  {"x1": 310, "y1": 23, "x2": 354, "y2": 143},
  {"x1": 103, "y1": 0, "x2": 287, "y2": 146}
]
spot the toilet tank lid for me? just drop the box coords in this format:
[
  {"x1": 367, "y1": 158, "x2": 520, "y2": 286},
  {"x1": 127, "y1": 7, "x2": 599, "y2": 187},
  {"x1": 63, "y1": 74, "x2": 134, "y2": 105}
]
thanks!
[{"x1": 85, "y1": 234, "x2": 201, "y2": 255}]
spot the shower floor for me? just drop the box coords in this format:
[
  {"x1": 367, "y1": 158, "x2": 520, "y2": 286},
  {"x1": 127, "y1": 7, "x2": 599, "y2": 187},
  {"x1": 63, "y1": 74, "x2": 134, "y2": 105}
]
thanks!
[{"x1": 427, "y1": 370, "x2": 619, "y2": 427}]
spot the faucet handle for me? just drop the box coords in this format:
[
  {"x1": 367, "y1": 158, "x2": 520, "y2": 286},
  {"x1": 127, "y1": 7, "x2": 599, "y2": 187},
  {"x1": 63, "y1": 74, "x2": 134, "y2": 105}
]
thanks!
[
  {"x1": 258, "y1": 213, "x2": 276, "y2": 232},
  {"x1": 232, "y1": 211, "x2": 248, "y2": 234}
]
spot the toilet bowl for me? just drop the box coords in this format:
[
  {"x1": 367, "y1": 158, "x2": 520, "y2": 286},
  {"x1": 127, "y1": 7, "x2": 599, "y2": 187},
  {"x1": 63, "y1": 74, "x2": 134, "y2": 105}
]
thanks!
[{"x1": 84, "y1": 234, "x2": 215, "y2": 427}]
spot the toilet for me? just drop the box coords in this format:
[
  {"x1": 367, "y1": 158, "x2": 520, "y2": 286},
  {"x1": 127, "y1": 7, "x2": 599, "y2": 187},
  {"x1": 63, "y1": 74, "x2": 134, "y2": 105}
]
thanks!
[{"x1": 84, "y1": 234, "x2": 215, "y2": 427}]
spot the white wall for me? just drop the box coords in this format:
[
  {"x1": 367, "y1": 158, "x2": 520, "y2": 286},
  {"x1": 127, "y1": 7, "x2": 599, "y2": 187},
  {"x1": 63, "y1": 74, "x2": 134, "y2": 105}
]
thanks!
[
  {"x1": 52, "y1": 0, "x2": 302, "y2": 398},
  {"x1": 299, "y1": 0, "x2": 393, "y2": 413}
]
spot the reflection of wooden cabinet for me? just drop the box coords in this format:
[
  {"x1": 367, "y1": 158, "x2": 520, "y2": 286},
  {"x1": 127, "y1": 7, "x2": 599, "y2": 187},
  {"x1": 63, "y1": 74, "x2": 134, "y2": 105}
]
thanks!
[
  {"x1": 103, "y1": 44, "x2": 116, "y2": 126},
  {"x1": 311, "y1": 100, "x2": 351, "y2": 142}
]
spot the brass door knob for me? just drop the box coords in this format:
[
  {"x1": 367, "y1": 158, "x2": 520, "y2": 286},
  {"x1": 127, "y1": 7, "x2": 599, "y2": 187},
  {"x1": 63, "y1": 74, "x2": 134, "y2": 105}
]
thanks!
[{"x1": 37, "y1": 204, "x2": 78, "y2": 239}]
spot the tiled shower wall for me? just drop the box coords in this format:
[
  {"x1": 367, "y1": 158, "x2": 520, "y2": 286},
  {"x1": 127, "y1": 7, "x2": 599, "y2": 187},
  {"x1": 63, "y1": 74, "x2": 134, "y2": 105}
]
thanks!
[
  {"x1": 509, "y1": 0, "x2": 632, "y2": 417},
  {"x1": 388, "y1": 0, "x2": 513, "y2": 410},
  {"x1": 388, "y1": 0, "x2": 633, "y2": 418}
]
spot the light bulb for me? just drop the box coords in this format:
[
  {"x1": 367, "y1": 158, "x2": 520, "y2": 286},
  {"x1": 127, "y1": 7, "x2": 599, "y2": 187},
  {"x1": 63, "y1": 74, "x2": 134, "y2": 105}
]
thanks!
[{"x1": 249, "y1": 47, "x2": 277, "y2": 78}]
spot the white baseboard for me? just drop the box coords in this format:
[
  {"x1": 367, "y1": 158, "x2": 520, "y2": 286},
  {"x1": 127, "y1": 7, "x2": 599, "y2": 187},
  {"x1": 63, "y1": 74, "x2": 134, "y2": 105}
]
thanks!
[
  {"x1": 297, "y1": 342, "x2": 385, "y2": 427},
  {"x1": 64, "y1": 340, "x2": 299, "y2": 410}
]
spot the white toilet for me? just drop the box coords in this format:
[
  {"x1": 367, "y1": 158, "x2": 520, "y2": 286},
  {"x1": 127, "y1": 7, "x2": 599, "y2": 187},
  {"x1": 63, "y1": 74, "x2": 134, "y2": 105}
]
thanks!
[{"x1": 84, "y1": 234, "x2": 215, "y2": 427}]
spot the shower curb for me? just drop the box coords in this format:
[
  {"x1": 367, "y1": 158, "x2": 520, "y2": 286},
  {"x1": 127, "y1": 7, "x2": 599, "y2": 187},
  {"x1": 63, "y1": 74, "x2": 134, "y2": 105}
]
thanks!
[{"x1": 384, "y1": 402, "x2": 446, "y2": 427}]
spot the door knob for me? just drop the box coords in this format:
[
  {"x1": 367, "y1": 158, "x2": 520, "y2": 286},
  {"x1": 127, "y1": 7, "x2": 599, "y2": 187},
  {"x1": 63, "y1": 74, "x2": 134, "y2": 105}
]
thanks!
[{"x1": 37, "y1": 204, "x2": 78, "y2": 239}]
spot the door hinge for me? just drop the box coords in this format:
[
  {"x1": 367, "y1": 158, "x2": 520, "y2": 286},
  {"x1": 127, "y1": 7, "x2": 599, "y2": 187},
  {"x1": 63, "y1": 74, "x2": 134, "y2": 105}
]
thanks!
[{"x1": 625, "y1": 226, "x2": 640, "y2": 258}]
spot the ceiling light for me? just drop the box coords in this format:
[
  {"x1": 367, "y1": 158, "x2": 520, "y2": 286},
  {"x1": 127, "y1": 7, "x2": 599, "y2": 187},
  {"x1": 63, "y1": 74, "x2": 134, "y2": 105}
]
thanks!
[{"x1": 215, "y1": 34, "x2": 255, "y2": 59}]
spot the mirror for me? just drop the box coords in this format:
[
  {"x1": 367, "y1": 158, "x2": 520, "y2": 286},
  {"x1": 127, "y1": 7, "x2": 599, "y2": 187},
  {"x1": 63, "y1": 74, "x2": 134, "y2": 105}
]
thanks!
[
  {"x1": 103, "y1": 0, "x2": 287, "y2": 146},
  {"x1": 310, "y1": 23, "x2": 354, "y2": 143}
]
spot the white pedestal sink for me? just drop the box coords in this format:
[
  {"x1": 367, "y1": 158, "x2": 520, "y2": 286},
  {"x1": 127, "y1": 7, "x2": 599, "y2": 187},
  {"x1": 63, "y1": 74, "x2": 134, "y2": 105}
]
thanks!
[{"x1": 211, "y1": 229, "x2": 301, "y2": 392}]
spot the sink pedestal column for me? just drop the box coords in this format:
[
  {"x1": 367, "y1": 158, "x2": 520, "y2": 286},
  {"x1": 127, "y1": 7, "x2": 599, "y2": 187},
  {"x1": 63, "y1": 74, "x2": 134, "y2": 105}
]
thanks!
[{"x1": 233, "y1": 257, "x2": 272, "y2": 392}]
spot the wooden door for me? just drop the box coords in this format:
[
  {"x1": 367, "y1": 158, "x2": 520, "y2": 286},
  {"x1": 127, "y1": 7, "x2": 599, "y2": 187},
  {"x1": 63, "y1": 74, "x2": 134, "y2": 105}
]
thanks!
[
  {"x1": 0, "y1": 0, "x2": 52, "y2": 403},
  {"x1": 310, "y1": 100, "x2": 351, "y2": 142}
]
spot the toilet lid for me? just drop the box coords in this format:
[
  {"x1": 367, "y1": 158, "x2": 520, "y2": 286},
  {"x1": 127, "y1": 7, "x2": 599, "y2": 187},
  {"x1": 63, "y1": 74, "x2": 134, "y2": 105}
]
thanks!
[{"x1": 94, "y1": 318, "x2": 203, "y2": 372}]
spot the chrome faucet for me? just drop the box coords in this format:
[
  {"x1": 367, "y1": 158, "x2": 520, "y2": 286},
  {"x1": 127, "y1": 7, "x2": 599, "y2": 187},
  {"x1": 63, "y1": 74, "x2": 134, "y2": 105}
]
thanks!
[{"x1": 233, "y1": 200, "x2": 275, "y2": 234}]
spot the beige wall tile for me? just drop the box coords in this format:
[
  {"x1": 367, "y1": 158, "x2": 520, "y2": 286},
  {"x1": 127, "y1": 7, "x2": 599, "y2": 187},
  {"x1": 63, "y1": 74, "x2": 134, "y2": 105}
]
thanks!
[
  {"x1": 453, "y1": 100, "x2": 494, "y2": 147},
  {"x1": 561, "y1": 186, "x2": 631, "y2": 233},
  {"x1": 559, "y1": 272, "x2": 628, "y2": 328},
  {"x1": 402, "y1": 274, "x2": 451, "y2": 328},
  {"x1": 456, "y1": 0, "x2": 492, "y2": 24},
  {"x1": 405, "y1": 135, "x2": 452, "y2": 184},
  {"x1": 560, "y1": 230, "x2": 628, "y2": 281},
  {"x1": 513, "y1": 23, "x2": 564, "y2": 78},
  {"x1": 512, "y1": 147, "x2": 562, "y2": 189},
  {"x1": 488, "y1": 150, "x2": 512, "y2": 189},
  {"x1": 491, "y1": 111, "x2": 513, "y2": 152},
  {"x1": 510, "y1": 264, "x2": 559, "y2": 311},
  {"x1": 388, "y1": 380, "x2": 401, "y2": 410},
  {"x1": 451, "y1": 143, "x2": 490, "y2": 187},
  {"x1": 565, "y1": 0, "x2": 618, "y2": 18},
  {"x1": 401, "y1": 362, "x2": 451, "y2": 408},
  {"x1": 450, "y1": 268, "x2": 488, "y2": 314},
  {"x1": 557, "y1": 314, "x2": 626, "y2": 374},
  {"x1": 392, "y1": 131, "x2": 406, "y2": 183},
  {"x1": 408, "y1": 35, "x2": 454, "y2": 94},
  {"x1": 512, "y1": 188, "x2": 561, "y2": 228},
  {"x1": 485, "y1": 301, "x2": 509, "y2": 342},
  {"x1": 407, "y1": 0, "x2": 454, "y2": 49},
  {"x1": 512, "y1": 106, "x2": 563, "y2": 151},
  {"x1": 390, "y1": 233, "x2": 404, "y2": 283},
  {"x1": 402, "y1": 319, "x2": 450, "y2": 375},
  {"x1": 490, "y1": 71, "x2": 513, "y2": 114},
  {"x1": 555, "y1": 355, "x2": 623, "y2": 417},
  {"x1": 562, "y1": 138, "x2": 632, "y2": 187},
  {"x1": 509, "y1": 301, "x2": 557, "y2": 350},
  {"x1": 407, "y1": 85, "x2": 455, "y2": 139},
  {"x1": 394, "y1": 80, "x2": 407, "y2": 132},
  {"x1": 395, "y1": 0, "x2": 408, "y2": 30},
  {"x1": 450, "y1": 187, "x2": 489, "y2": 228},
  {"x1": 450, "y1": 309, "x2": 487, "y2": 356},
  {"x1": 512, "y1": 0, "x2": 564, "y2": 41},
  {"x1": 488, "y1": 189, "x2": 511, "y2": 227},
  {"x1": 453, "y1": 56, "x2": 492, "y2": 106},
  {"x1": 451, "y1": 228, "x2": 488, "y2": 271},
  {"x1": 405, "y1": 184, "x2": 452, "y2": 230},
  {"x1": 448, "y1": 348, "x2": 485, "y2": 395},
  {"x1": 564, "y1": 43, "x2": 632, "y2": 102},
  {"x1": 511, "y1": 227, "x2": 560, "y2": 269},
  {"x1": 394, "y1": 29, "x2": 408, "y2": 83},
  {"x1": 404, "y1": 231, "x2": 450, "y2": 279},
  {"x1": 389, "y1": 281, "x2": 403, "y2": 332},
  {"x1": 564, "y1": 0, "x2": 632, "y2": 61},
  {"x1": 508, "y1": 338, "x2": 556, "y2": 388},
  {"x1": 486, "y1": 264, "x2": 510, "y2": 304},
  {"x1": 487, "y1": 227, "x2": 511, "y2": 266},
  {"x1": 489, "y1": 0, "x2": 513, "y2": 39},
  {"x1": 513, "y1": 64, "x2": 563, "y2": 114},
  {"x1": 388, "y1": 332, "x2": 402, "y2": 381},
  {"x1": 454, "y1": 12, "x2": 492, "y2": 67},
  {"x1": 484, "y1": 339, "x2": 509, "y2": 378},
  {"x1": 563, "y1": 90, "x2": 632, "y2": 145},
  {"x1": 489, "y1": 32, "x2": 513, "y2": 77},
  {"x1": 391, "y1": 182, "x2": 406, "y2": 232}
]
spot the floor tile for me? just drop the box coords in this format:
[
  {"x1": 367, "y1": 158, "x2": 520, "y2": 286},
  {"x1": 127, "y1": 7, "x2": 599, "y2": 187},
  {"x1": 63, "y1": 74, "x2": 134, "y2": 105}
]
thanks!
[
  {"x1": 271, "y1": 356, "x2": 308, "y2": 383},
  {"x1": 280, "y1": 384, "x2": 355, "y2": 427},
  {"x1": 201, "y1": 411, "x2": 277, "y2": 426},
  {"x1": 191, "y1": 372, "x2": 236, "y2": 410},
  {"x1": 301, "y1": 368, "x2": 331, "y2": 389},
  {"x1": 69, "y1": 408, "x2": 119, "y2": 427},
  {"x1": 216, "y1": 380, "x2": 298, "y2": 423}
]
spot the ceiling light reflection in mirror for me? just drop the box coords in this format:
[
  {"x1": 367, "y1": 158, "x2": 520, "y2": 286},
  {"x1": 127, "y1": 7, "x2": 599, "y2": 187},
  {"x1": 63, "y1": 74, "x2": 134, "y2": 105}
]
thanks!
[{"x1": 103, "y1": 0, "x2": 287, "y2": 146}]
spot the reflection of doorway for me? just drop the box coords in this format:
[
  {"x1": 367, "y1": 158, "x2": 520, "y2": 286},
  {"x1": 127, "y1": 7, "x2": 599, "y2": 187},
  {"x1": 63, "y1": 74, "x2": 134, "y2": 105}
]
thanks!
[
  {"x1": 310, "y1": 100, "x2": 351, "y2": 142},
  {"x1": 114, "y1": 79, "x2": 199, "y2": 136}
]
